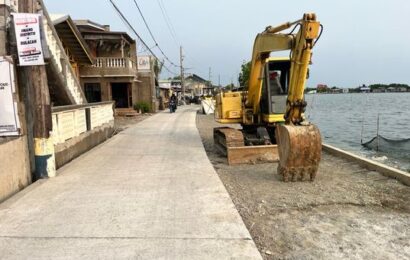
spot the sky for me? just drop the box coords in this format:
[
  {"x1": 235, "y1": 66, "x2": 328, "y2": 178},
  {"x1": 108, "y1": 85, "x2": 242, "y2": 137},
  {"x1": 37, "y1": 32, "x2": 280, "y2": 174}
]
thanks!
[{"x1": 43, "y1": 0, "x2": 410, "y2": 88}]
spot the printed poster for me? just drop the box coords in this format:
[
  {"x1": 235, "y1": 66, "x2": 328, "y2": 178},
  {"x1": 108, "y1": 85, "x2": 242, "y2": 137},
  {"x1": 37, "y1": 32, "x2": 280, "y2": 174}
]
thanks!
[
  {"x1": 0, "y1": 57, "x2": 20, "y2": 136},
  {"x1": 12, "y1": 12, "x2": 45, "y2": 66}
]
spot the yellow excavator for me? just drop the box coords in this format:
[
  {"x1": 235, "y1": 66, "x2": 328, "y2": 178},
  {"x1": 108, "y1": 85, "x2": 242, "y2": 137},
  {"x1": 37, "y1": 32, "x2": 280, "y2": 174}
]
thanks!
[{"x1": 214, "y1": 13, "x2": 322, "y2": 181}]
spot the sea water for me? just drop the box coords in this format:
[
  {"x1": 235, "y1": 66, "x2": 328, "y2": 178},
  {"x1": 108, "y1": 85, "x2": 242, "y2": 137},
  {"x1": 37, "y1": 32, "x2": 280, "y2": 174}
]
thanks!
[{"x1": 305, "y1": 92, "x2": 410, "y2": 172}]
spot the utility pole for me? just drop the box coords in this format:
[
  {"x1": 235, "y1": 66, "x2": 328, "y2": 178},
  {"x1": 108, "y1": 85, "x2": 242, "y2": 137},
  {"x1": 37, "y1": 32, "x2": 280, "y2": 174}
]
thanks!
[
  {"x1": 218, "y1": 74, "x2": 221, "y2": 87},
  {"x1": 236, "y1": 69, "x2": 240, "y2": 87},
  {"x1": 208, "y1": 67, "x2": 212, "y2": 86},
  {"x1": 3, "y1": 1, "x2": 36, "y2": 175},
  {"x1": 18, "y1": 0, "x2": 56, "y2": 179},
  {"x1": 180, "y1": 46, "x2": 185, "y2": 103},
  {"x1": 0, "y1": 4, "x2": 8, "y2": 55}
]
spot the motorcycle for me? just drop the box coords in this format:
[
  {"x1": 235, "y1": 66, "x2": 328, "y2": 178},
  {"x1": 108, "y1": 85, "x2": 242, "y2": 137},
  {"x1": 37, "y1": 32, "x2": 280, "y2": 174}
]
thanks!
[{"x1": 169, "y1": 99, "x2": 177, "y2": 113}]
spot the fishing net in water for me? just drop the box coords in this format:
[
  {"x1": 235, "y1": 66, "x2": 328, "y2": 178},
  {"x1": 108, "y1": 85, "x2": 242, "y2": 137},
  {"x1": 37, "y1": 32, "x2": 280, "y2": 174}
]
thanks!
[{"x1": 362, "y1": 135, "x2": 410, "y2": 157}]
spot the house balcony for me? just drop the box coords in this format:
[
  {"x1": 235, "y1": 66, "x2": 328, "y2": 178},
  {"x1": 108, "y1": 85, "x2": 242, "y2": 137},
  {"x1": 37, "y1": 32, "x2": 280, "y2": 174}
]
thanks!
[{"x1": 80, "y1": 57, "x2": 138, "y2": 78}]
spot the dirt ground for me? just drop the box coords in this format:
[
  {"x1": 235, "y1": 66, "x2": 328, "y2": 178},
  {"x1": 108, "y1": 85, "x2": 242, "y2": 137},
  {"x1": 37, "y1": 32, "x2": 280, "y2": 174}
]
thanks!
[{"x1": 196, "y1": 113, "x2": 410, "y2": 260}]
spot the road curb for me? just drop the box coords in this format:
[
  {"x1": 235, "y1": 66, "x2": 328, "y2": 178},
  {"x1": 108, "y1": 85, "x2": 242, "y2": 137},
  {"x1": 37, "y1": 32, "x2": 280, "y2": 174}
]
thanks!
[
  {"x1": 323, "y1": 144, "x2": 410, "y2": 186},
  {"x1": 0, "y1": 179, "x2": 47, "y2": 209}
]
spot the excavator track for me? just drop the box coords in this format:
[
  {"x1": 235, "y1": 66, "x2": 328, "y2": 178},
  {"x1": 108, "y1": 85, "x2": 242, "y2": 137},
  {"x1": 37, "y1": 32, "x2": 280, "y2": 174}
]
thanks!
[
  {"x1": 276, "y1": 124, "x2": 322, "y2": 182},
  {"x1": 213, "y1": 127, "x2": 245, "y2": 155},
  {"x1": 214, "y1": 127, "x2": 279, "y2": 165}
]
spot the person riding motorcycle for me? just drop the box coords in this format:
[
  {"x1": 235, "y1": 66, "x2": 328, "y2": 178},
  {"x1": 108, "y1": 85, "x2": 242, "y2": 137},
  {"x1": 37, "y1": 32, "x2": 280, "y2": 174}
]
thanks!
[{"x1": 169, "y1": 93, "x2": 177, "y2": 113}]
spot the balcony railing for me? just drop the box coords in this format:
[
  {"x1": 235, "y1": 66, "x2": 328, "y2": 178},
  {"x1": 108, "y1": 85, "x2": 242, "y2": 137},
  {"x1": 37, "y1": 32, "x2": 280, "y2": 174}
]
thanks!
[
  {"x1": 92, "y1": 57, "x2": 136, "y2": 69},
  {"x1": 81, "y1": 57, "x2": 137, "y2": 77}
]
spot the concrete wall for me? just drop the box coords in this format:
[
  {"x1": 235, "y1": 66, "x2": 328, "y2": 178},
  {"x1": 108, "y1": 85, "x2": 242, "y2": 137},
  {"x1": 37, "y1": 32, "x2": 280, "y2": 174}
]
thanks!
[
  {"x1": 137, "y1": 71, "x2": 157, "y2": 112},
  {"x1": 54, "y1": 121, "x2": 115, "y2": 169},
  {"x1": 0, "y1": 4, "x2": 32, "y2": 203},
  {"x1": 1, "y1": 113, "x2": 114, "y2": 201},
  {"x1": 0, "y1": 137, "x2": 31, "y2": 202}
]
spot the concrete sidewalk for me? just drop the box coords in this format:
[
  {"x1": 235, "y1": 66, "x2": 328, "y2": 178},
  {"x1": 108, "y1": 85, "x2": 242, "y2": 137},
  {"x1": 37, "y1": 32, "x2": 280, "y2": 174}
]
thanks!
[{"x1": 0, "y1": 106, "x2": 262, "y2": 259}]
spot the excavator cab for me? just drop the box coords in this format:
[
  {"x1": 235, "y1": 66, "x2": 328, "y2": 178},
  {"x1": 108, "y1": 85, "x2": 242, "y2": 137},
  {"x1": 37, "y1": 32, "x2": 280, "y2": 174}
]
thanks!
[{"x1": 260, "y1": 58, "x2": 290, "y2": 119}]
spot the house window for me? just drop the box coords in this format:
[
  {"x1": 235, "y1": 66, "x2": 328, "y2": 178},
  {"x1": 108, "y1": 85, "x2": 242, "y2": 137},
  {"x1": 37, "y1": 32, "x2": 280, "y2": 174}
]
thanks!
[{"x1": 84, "y1": 83, "x2": 102, "y2": 103}]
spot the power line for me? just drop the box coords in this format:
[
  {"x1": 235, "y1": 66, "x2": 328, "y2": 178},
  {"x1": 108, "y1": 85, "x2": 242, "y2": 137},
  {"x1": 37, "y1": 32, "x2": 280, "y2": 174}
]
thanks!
[
  {"x1": 108, "y1": 0, "x2": 177, "y2": 75},
  {"x1": 154, "y1": 0, "x2": 210, "y2": 77},
  {"x1": 137, "y1": 44, "x2": 156, "y2": 54},
  {"x1": 130, "y1": 0, "x2": 207, "y2": 78},
  {"x1": 161, "y1": 0, "x2": 180, "y2": 45},
  {"x1": 156, "y1": 0, "x2": 179, "y2": 47},
  {"x1": 109, "y1": 0, "x2": 156, "y2": 58},
  {"x1": 132, "y1": 0, "x2": 157, "y2": 48},
  {"x1": 161, "y1": 62, "x2": 178, "y2": 75},
  {"x1": 183, "y1": 49, "x2": 209, "y2": 74},
  {"x1": 132, "y1": 0, "x2": 179, "y2": 68}
]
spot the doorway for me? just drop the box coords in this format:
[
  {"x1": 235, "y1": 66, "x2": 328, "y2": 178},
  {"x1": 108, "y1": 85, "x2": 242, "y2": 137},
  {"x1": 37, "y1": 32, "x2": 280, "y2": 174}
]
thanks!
[
  {"x1": 84, "y1": 83, "x2": 102, "y2": 103},
  {"x1": 111, "y1": 83, "x2": 131, "y2": 108}
]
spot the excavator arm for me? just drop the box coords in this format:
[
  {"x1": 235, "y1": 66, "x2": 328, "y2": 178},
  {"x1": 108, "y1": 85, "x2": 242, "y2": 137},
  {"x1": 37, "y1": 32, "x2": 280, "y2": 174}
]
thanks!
[
  {"x1": 246, "y1": 14, "x2": 321, "y2": 123},
  {"x1": 249, "y1": 13, "x2": 323, "y2": 181},
  {"x1": 286, "y1": 13, "x2": 321, "y2": 124},
  {"x1": 273, "y1": 14, "x2": 322, "y2": 181}
]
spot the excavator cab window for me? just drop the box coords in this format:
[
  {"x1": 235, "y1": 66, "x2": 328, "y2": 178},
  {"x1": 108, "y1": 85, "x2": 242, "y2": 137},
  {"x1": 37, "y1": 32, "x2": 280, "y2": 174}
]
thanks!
[{"x1": 260, "y1": 59, "x2": 291, "y2": 114}]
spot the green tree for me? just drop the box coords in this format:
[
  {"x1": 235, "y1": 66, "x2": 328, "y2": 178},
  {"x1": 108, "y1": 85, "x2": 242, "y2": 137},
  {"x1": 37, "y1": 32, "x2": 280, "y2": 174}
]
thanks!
[
  {"x1": 170, "y1": 75, "x2": 181, "y2": 80},
  {"x1": 153, "y1": 58, "x2": 162, "y2": 77},
  {"x1": 225, "y1": 83, "x2": 235, "y2": 90},
  {"x1": 238, "y1": 61, "x2": 251, "y2": 89}
]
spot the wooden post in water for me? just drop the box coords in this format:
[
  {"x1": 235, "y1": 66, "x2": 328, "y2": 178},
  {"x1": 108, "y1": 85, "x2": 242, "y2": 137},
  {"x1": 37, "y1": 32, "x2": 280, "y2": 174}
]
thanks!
[{"x1": 376, "y1": 113, "x2": 380, "y2": 152}]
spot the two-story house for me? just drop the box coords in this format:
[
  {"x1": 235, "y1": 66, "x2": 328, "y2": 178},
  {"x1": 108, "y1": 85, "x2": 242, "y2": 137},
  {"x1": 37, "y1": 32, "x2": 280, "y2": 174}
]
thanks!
[{"x1": 75, "y1": 20, "x2": 138, "y2": 109}]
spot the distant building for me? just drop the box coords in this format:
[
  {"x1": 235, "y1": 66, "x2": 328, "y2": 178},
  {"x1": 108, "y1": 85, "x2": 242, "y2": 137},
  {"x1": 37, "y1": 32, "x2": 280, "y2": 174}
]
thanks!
[
  {"x1": 330, "y1": 88, "x2": 343, "y2": 94},
  {"x1": 372, "y1": 87, "x2": 386, "y2": 93},
  {"x1": 158, "y1": 79, "x2": 181, "y2": 110},
  {"x1": 317, "y1": 84, "x2": 328, "y2": 93},
  {"x1": 360, "y1": 84, "x2": 370, "y2": 93},
  {"x1": 185, "y1": 74, "x2": 211, "y2": 97},
  {"x1": 387, "y1": 87, "x2": 397, "y2": 92}
]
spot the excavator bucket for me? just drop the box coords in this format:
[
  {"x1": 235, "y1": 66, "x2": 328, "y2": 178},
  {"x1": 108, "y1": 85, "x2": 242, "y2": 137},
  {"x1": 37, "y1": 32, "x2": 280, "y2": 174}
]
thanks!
[{"x1": 276, "y1": 124, "x2": 322, "y2": 181}]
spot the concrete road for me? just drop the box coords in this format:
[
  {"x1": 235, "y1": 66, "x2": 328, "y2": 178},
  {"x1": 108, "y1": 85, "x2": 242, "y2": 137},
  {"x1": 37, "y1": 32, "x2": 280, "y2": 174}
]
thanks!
[{"x1": 0, "y1": 106, "x2": 262, "y2": 259}]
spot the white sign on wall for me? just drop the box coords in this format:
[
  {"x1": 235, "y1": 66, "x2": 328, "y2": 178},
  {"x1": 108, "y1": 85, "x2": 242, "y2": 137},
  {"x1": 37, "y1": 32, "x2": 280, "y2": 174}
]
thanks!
[
  {"x1": 138, "y1": 56, "x2": 151, "y2": 71},
  {"x1": 12, "y1": 13, "x2": 44, "y2": 66},
  {"x1": 0, "y1": 57, "x2": 20, "y2": 136}
]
